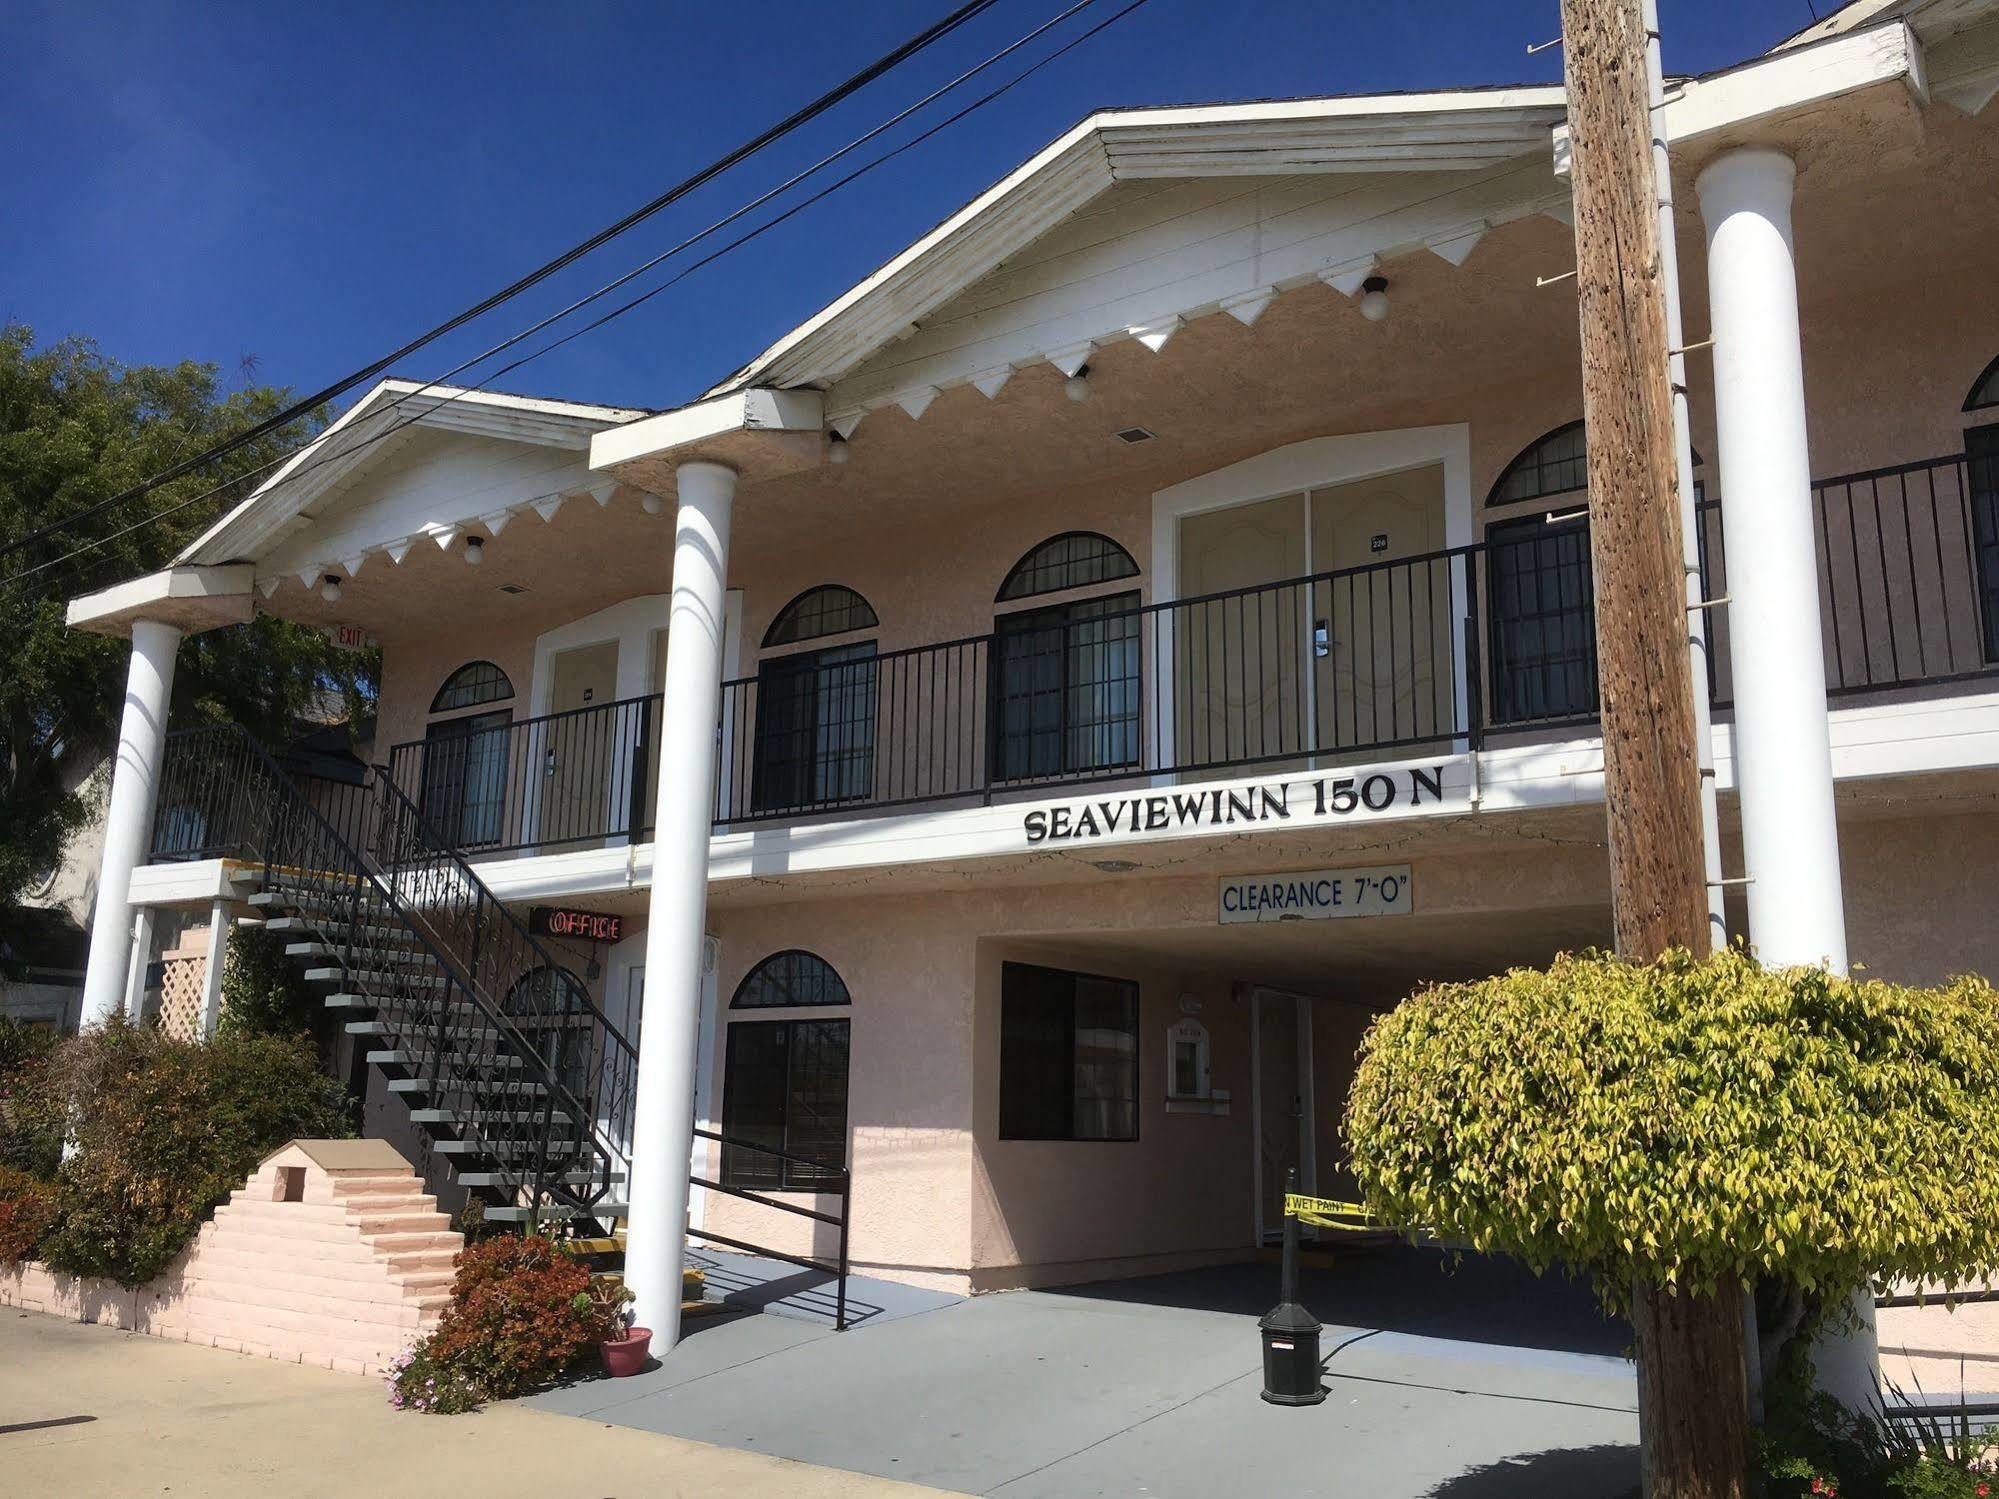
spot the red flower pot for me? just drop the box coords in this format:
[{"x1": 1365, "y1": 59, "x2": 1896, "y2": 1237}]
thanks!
[{"x1": 599, "y1": 1326, "x2": 652, "y2": 1377}]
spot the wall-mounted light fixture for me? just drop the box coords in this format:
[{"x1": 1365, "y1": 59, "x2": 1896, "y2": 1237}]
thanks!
[
  {"x1": 319, "y1": 574, "x2": 342, "y2": 603},
  {"x1": 1065, "y1": 365, "x2": 1092, "y2": 403},
  {"x1": 828, "y1": 431, "x2": 851, "y2": 465},
  {"x1": 464, "y1": 536, "x2": 484, "y2": 566},
  {"x1": 1359, "y1": 276, "x2": 1390, "y2": 323}
]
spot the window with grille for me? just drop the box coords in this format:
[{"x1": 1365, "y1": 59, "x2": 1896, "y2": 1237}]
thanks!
[
  {"x1": 732, "y1": 950, "x2": 851, "y2": 1010},
  {"x1": 1485, "y1": 514, "x2": 1598, "y2": 725},
  {"x1": 1488, "y1": 423, "x2": 1588, "y2": 507},
  {"x1": 1967, "y1": 425, "x2": 1999, "y2": 664},
  {"x1": 996, "y1": 532, "x2": 1139, "y2": 602},
  {"x1": 992, "y1": 593, "x2": 1141, "y2": 783},
  {"x1": 751, "y1": 641, "x2": 878, "y2": 812},
  {"x1": 419, "y1": 709, "x2": 511, "y2": 846},
  {"x1": 721, "y1": 1017, "x2": 850, "y2": 1189},
  {"x1": 998, "y1": 962, "x2": 1138, "y2": 1142},
  {"x1": 430, "y1": 660, "x2": 514, "y2": 713},
  {"x1": 763, "y1": 585, "x2": 878, "y2": 647}
]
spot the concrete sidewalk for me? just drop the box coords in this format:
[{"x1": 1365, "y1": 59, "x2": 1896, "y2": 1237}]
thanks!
[{"x1": 0, "y1": 1309, "x2": 961, "y2": 1499}]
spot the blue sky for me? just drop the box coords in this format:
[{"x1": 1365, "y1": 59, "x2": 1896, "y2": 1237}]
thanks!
[{"x1": 3, "y1": 0, "x2": 1809, "y2": 415}]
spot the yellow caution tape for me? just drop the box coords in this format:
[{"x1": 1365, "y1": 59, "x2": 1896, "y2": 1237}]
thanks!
[{"x1": 1283, "y1": 1192, "x2": 1379, "y2": 1230}]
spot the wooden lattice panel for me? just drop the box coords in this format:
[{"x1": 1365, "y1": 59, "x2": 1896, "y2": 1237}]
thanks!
[{"x1": 156, "y1": 928, "x2": 209, "y2": 1043}]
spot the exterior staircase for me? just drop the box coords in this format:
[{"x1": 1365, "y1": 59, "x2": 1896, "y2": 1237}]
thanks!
[{"x1": 153, "y1": 724, "x2": 638, "y2": 1230}]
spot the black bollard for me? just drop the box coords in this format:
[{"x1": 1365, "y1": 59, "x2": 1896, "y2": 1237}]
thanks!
[{"x1": 1259, "y1": 1167, "x2": 1326, "y2": 1405}]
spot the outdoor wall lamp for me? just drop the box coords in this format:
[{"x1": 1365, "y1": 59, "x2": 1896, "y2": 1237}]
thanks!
[
  {"x1": 1065, "y1": 365, "x2": 1092, "y2": 403},
  {"x1": 827, "y1": 431, "x2": 851, "y2": 464},
  {"x1": 319, "y1": 574, "x2": 342, "y2": 603},
  {"x1": 1359, "y1": 276, "x2": 1390, "y2": 323},
  {"x1": 464, "y1": 536, "x2": 484, "y2": 565},
  {"x1": 641, "y1": 492, "x2": 665, "y2": 513}
]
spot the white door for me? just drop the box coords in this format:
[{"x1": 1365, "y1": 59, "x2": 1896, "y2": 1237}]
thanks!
[{"x1": 544, "y1": 641, "x2": 620, "y2": 845}]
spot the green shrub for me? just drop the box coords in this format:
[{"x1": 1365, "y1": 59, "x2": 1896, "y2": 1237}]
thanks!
[
  {"x1": 219, "y1": 923, "x2": 335, "y2": 1054},
  {"x1": 0, "y1": 1164, "x2": 57, "y2": 1263},
  {"x1": 1757, "y1": 1383, "x2": 1997, "y2": 1498},
  {"x1": 0, "y1": 1017, "x2": 63, "y2": 1179},
  {"x1": 35, "y1": 1019, "x2": 351, "y2": 1285},
  {"x1": 1345, "y1": 947, "x2": 1999, "y2": 1306},
  {"x1": 410, "y1": 1233, "x2": 606, "y2": 1404},
  {"x1": 386, "y1": 1341, "x2": 483, "y2": 1415}
]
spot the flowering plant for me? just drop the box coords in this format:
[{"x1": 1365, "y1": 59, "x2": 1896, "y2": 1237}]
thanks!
[{"x1": 385, "y1": 1341, "x2": 481, "y2": 1416}]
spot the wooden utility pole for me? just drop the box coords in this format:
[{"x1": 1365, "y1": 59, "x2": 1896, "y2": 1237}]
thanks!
[{"x1": 1559, "y1": 0, "x2": 1749, "y2": 1493}]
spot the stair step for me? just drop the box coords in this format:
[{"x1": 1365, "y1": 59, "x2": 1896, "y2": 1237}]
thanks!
[
  {"x1": 389, "y1": 1077, "x2": 550, "y2": 1096},
  {"x1": 430, "y1": 1139, "x2": 586, "y2": 1156},
  {"x1": 409, "y1": 1109, "x2": 573, "y2": 1127},
  {"x1": 484, "y1": 1200, "x2": 630, "y2": 1224},
  {"x1": 286, "y1": 942, "x2": 427, "y2": 966},
  {"x1": 345, "y1": 1021, "x2": 391, "y2": 1036},
  {"x1": 453, "y1": 1170, "x2": 617, "y2": 1188}
]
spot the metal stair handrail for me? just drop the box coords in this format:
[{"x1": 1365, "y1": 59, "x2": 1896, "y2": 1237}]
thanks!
[
  {"x1": 157, "y1": 723, "x2": 620, "y2": 1221},
  {"x1": 366, "y1": 764, "x2": 643, "y2": 1203}
]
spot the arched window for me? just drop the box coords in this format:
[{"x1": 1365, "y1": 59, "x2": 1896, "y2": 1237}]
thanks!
[
  {"x1": 503, "y1": 965, "x2": 594, "y2": 1103},
  {"x1": 1488, "y1": 422, "x2": 1588, "y2": 507},
  {"x1": 992, "y1": 534, "x2": 1141, "y2": 784},
  {"x1": 1963, "y1": 353, "x2": 1999, "y2": 413},
  {"x1": 1964, "y1": 356, "x2": 1999, "y2": 661},
  {"x1": 430, "y1": 661, "x2": 513, "y2": 713},
  {"x1": 753, "y1": 589, "x2": 879, "y2": 815},
  {"x1": 763, "y1": 585, "x2": 878, "y2": 648},
  {"x1": 420, "y1": 663, "x2": 515, "y2": 848},
  {"x1": 732, "y1": 950, "x2": 852, "y2": 1009},
  {"x1": 721, "y1": 949, "x2": 850, "y2": 1189},
  {"x1": 996, "y1": 532, "x2": 1138, "y2": 602}
]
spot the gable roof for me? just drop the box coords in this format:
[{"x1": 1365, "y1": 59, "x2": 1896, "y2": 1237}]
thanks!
[
  {"x1": 177, "y1": 379, "x2": 650, "y2": 567},
  {"x1": 704, "y1": 87, "x2": 1568, "y2": 401}
]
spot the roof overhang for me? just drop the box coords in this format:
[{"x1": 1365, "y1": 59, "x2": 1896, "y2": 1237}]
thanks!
[
  {"x1": 66, "y1": 564, "x2": 255, "y2": 639},
  {"x1": 707, "y1": 87, "x2": 1570, "y2": 400},
  {"x1": 589, "y1": 387, "x2": 826, "y2": 496},
  {"x1": 1552, "y1": 20, "x2": 1928, "y2": 179}
]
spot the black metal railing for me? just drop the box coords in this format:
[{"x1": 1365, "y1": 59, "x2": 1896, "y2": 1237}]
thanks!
[
  {"x1": 687, "y1": 1124, "x2": 853, "y2": 1331},
  {"x1": 150, "y1": 724, "x2": 634, "y2": 1224},
  {"x1": 375, "y1": 450, "x2": 1997, "y2": 844},
  {"x1": 383, "y1": 693, "x2": 661, "y2": 859}
]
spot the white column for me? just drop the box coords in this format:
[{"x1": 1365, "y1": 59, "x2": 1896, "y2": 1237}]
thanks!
[
  {"x1": 1699, "y1": 145, "x2": 1874, "y2": 1413},
  {"x1": 198, "y1": 899, "x2": 232, "y2": 1038},
  {"x1": 624, "y1": 461, "x2": 735, "y2": 1349},
  {"x1": 81, "y1": 617, "x2": 181, "y2": 1030},
  {"x1": 1696, "y1": 148, "x2": 1847, "y2": 975}
]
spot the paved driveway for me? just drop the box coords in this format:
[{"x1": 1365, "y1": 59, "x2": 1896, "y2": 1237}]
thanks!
[{"x1": 530, "y1": 1245, "x2": 1642, "y2": 1498}]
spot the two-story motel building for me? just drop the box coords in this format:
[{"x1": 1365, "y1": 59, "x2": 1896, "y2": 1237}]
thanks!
[{"x1": 62, "y1": 2, "x2": 1999, "y2": 1347}]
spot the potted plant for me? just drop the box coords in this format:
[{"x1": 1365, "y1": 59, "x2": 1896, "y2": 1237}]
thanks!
[{"x1": 575, "y1": 1276, "x2": 649, "y2": 1376}]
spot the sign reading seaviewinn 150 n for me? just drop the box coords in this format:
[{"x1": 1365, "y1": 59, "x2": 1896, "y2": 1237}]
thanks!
[
  {"x1": 1021, "y1": 764, "x2": 1448, "y2": 846},
  {"x1": 1219, "y1": 865, "x2": 1413, "y2": 924}
]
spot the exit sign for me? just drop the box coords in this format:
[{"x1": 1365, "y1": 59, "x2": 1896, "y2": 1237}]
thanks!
[{"x1": 325, "y1": 624, "x2": 370, "y2": 651}]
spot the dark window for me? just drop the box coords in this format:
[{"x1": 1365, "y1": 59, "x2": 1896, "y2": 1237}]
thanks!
[
  {"x1": 1488, "y1": 422, "x2": 1588, "y2": 507},
  {"x1": 751, "y1": 642, "x2": 878, "y2": 813},
  {"x1": 419, "y1": 709, "x2": 511, "y2": 846},
  {"x1": 1968, "y1": 425, "x2": 1999, "y2": 664},
  {"x1": 763, "y1": 585, "x2": 878, "y2": 648},
  {"x1": 998, "y1": 962, "x2": 1138, "y2": 1142},
  {"x1": 733, "y1": 950, "x2": 852, "y2": 1010},
  {"x1": 1964, "y1": 353, "x2": 1999, "y2": 413},
  {"x1": 721, "y1": 1018, "x2": 850, "y2": 1189},
  {"x1": 430, "y1": 661, "x2": 514, "y2": 713},
  {"x1": 993, "y1": 594, "x2": 1141, "y2": 782},
  {"x1": 996, "y1": 532, "x2": 1139, "y2": 602},
  {"x1": 503, "y1": 965, "x2": 594, "y2": 1104},
  {"x1": 1485, "y1": 514, "x2": 1598, "y2": 724}
]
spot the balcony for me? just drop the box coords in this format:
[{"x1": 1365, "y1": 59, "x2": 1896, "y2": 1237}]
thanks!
[{"x1": 345, "y1": 451, "x2": 1996, "y2": 860}]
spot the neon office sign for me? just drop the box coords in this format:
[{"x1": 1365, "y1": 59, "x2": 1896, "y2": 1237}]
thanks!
[
  {"x1": 1021, "y1": 764, "x2": 1449, "y2": 846},
  {"x1": 527, "y1": 906, "x2": 624, "y2": 943}
]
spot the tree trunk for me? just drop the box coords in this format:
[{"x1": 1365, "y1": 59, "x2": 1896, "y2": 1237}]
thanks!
[
  {"x1": 1634, "y1": 1280, "x2": 1752, "y2": 1499},
  {"x1": 1559, "y1": 0, "x2": 1752, "y2": 1492}
]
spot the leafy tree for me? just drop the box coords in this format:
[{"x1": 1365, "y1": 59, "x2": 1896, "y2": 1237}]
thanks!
[
  {"x1": 219, "y1": 922, "x2": 337, "y2": 1057},
  {"x1": 1346, "y1": 947, "x2": 1999, "y2": 1495},
  {"x1": 0, "y1": 325, "x2": 377, "y2": 910}
]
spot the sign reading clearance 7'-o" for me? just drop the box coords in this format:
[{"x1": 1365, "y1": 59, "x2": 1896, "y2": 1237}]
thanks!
[{"x1": 1218, "y1": 865, "x2": 1413, "y2": 925}]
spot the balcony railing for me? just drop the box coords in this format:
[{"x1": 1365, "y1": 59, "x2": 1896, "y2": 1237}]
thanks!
[{"x1": 377, "y1": 451, "x2": 1996, "y2": 853}]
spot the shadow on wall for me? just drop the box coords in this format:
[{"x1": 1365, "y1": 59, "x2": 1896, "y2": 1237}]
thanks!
[
  {"x1": 1422, "y1": 1443, "x2": 1640, "y2": 1498},
  {"x1": 1041, "y1": 1243, "x2": 1630, "y2": 1359}
]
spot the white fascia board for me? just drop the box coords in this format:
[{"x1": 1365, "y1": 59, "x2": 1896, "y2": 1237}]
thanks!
[
  {"x1": 128, "y1": 858, "x2": 239, "y2": 907},
  {"x1": 1552, "y1": 21, "x2": 1922, "y2": 174},
  {"x1": 589, "y1": 388, "x2": 824, "y2": 474},
  {"x1": 708, "y1": 88, "x2": 1569, "y2": 400},
  {"x1": 65, "y1": 564, "x2": 255, "y2": 637}
]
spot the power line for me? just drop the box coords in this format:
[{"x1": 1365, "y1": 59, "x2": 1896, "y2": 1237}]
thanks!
[
  {"x1": 0, "y1": 0, "x2": 1006, "y2": 565},
  {"x1": 10, "y1": 0, "x2": 1153, "y2": 603}
]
